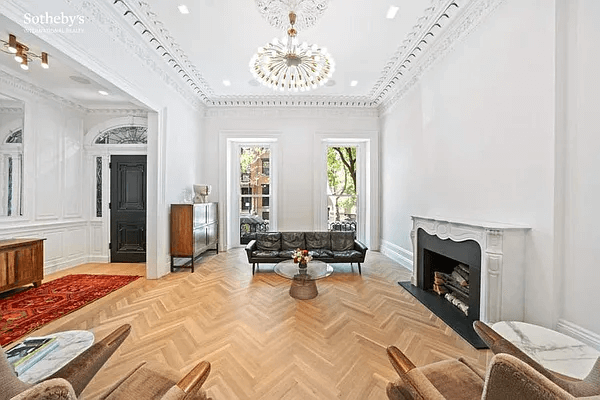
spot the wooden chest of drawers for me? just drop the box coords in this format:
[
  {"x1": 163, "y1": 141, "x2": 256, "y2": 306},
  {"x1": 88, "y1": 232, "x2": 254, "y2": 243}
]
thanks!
[
  {"x1": 0, "y1": 239, "x2": 44, "y2": 293},
  {"x1": 170, "y1": 203, "x2": 218, "y2": 272}
]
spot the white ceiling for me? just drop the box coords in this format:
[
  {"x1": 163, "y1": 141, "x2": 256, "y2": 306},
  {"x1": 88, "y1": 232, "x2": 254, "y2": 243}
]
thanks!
[
  {"x1": 0, "y1": 15, "x2": 146, "y2": 110},
  {"x1": 143, "y1": 0, "x2": 431, "y2": 98}
]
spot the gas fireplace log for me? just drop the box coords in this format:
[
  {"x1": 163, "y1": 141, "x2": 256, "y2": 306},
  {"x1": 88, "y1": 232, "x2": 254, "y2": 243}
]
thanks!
[
  {"x1": 456, "y1": 263, "x2": 470, "y2": 276},
  {"x1": 445, "y1": 293, "x2": 469, "y2": 316},
  {"x1": 433, "y1": 283, "x2": 448, "y2": 295},
  {"x1": 445, "y1": 280, "x2": 469, "y2": 298},
  {"x1": 451, "y1": 271, "x2": 468, "y2": 287}
]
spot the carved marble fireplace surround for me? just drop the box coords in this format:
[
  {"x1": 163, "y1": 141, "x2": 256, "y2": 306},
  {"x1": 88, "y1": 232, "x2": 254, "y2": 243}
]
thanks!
[{"x1": 411, "y1": 216, "x2": 530, "y2": 324}]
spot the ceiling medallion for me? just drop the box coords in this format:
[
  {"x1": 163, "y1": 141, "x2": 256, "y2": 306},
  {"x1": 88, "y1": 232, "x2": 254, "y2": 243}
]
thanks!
[
  {"x1": 255, "y1": 0, "x2": 329, "y2": 31},
  {"x1": 250, "y1": 11, "x2": 334, "y2": 92}
]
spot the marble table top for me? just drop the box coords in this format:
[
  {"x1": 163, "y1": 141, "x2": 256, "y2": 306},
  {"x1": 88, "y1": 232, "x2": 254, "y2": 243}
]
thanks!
[
  {"x1": 492, "y1": 321, "x2": 600, "y2": 380},
  {"x1": 17, "y1": 330, "x2": 95, "y2": 384}
]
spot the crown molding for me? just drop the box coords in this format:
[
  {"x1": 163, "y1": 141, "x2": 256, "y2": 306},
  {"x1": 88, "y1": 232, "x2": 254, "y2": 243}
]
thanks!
[
  {"x1": 379, "y1": 0, "x2": 506, "y2": 115},
  {"x1": 111, "y1": 0, "x2": 212, "y2": 103},
  {"x1": 0, "y1": 67, "x2": 87, "y2": 112},
  {"x1": 368, "y1": 0, "x2": 458, "y2": 103},
  {"x1": 0, "y1": 108, "x2": 24, "y2": 114},
  {"x1": 84, "y1": 108, "x2": 148, "y2": 116},
  {"x1": 0, "y1": 67, "x2": 147, "y2": 115},
  {"x1": 55, "y1": 0, "x2": 205, "y2": 111},
  {"x1": 208, "y1": 94, "x2": 374, "y2": 108},
  {"x1": 204, "y1": 106, "x2": 379, "y2": 119}
]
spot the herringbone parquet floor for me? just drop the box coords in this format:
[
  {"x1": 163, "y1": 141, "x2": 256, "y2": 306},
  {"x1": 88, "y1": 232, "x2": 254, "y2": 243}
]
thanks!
[{"x1": 28, "y1": 249, "x2": 491, "y2": 399}]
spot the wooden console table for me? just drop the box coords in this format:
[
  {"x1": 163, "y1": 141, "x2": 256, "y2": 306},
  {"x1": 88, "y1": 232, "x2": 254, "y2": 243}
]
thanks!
[{"x1": 0, "y1": 239, "x2": 45, "y2": 293}]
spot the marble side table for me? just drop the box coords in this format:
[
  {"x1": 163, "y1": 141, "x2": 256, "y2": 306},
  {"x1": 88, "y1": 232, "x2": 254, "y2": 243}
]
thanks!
[
  {"x1": 16, "y1": 330, "x2": 95, "y2": 384},
  {"x1": 492, "y1": 321, "x2": 600, "y2": 380}
]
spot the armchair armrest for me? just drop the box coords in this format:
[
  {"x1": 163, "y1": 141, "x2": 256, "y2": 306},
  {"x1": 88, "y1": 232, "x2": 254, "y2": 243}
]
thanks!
[
  {"x1": 387, "y1": 346, "x2": 446, "y2": 400},
  {"x1": 178, "y1": 361, "x2": 210, "y2": 394},
  {"x1": 245, "y1": 240, "x2": 257, "y2": 260},
  {"x1": 483, "y1": 354, "x2": 574, "y2": 400},
  {"x1": 354, "y1": 239, "x2": 368, "y2": 254},
  {"x1": 48, "y1": 324, "x2": 131, "y2": 396},
  {"x1": 10, "y1": 378, "x2": 77, "y2": 400}
]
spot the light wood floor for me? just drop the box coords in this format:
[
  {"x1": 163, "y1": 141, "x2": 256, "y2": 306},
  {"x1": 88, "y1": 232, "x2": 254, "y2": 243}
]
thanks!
[{"x1": 27, "y1": 249, "x2": 492, "y2": 399}]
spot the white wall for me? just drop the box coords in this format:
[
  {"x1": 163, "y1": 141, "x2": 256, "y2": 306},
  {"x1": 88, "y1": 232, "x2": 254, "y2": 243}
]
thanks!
[
  {"x1": 0, "y1": 81, "x2": 89, "y2": 274},
  {"x1": 558, "y1": 0, "x2": 600, "y2": 341},
  {"x1": 380, "y1": 0, "x2": 559, "y2": 327},
  {"x1": 202, "y1": 109, "x2": 379, "y2": 248}
]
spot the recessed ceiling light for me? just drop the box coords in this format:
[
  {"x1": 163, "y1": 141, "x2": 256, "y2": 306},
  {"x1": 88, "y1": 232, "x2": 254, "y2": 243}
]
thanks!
[
  {"x1": 98, "y1": 90, "x2": 109, "y2": 95},
  {"x1": 386, "y1": 5, "x2": 399, "y2": 19},
  {"x1": 178, "y1": 5, "x2": 190, "y2": 14},
  {"x1": 70, "y1": 75, "x2": 91, "y2": 84},
  {"x1": 248, "y1": 79, "x2": 260, "y2": 87},
  {"x1": 325, "y1": 80, "x2": 336, "y2": 87},
  {"x1": 222, "y1": 80, "x2": 231, "y2": 87},
  {"x1": 350, "y1": 80, "x2": 358, "y2": 87}
]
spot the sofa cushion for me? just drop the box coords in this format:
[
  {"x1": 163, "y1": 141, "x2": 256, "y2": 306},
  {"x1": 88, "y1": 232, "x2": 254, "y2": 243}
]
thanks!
[
  {"x1": 252, "y1": 250, "x2": 280, "y2": 258},
  {"x1": 278, "y1": 250, "x2": 296, "y2": 258},
  {"x1": 305, "y1": 232, "x2": 331, "y2": 249},
  {"x1": 309, "y1": 249, "x2": 334, "y2": 258},
  {"x1": 281, "y1": 232, "x2": 306, "y2": 250},
  {"x1": 332, "y1": 250, "x2": 362, "y2": 259},
  {"x1": 330, "y1": 231, "x2": 355, "y2": 251},
  {"x1": 256, "y1": 232, "x2": 282, "y2": 251}
]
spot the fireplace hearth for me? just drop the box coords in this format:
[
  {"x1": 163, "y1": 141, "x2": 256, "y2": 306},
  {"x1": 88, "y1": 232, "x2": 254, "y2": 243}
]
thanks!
[{"x1": 400, "y1": 216, "x2": 530, "y2": 349}]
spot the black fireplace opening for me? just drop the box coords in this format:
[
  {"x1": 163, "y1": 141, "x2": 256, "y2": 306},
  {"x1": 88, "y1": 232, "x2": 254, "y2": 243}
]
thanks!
[{"x1": 398, "y1": 228, "x2": 487, "y2": 349}]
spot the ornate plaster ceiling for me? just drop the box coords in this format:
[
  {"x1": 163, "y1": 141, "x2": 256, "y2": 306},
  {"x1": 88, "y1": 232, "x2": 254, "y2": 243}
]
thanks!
[{"x1": 112, "y1": 0, "x2": 466, "y2": 108}]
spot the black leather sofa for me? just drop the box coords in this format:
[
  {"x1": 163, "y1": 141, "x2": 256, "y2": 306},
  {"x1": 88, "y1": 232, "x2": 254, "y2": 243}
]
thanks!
[{"x1": 245, "y1": 231, "x2": 368, "y2": 275}]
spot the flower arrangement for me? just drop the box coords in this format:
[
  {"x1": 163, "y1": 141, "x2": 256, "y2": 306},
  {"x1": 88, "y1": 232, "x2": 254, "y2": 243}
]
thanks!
[{"x1": 292, "y1": 248, "x2": 312, "y2": 267}]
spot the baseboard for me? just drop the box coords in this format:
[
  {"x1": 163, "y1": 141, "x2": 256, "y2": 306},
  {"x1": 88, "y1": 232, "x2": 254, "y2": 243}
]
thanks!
[
  {"x1": 87, "y1": 255, "x2": 110, "y2": 263},
  {"x1": 557, "y1": 318, "x2": 600, "y2": 351},
  {"x1": 45, "y1": 255, "x2": 90, "y2": 275},
  {"x1": 380, "y1": 240, "x2": 413, "y2": 271}
]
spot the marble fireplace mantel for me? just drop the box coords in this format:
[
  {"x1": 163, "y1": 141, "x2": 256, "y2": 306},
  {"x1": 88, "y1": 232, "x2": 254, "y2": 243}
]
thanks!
[{"x1": 410, "y1": 216, "x2": 530, "y2": 323}]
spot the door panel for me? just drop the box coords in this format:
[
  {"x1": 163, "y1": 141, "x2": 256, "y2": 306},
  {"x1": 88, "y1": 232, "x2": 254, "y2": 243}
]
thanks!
[{"x1": 111, "y1": 155, "x2": 147, "y2": 262}]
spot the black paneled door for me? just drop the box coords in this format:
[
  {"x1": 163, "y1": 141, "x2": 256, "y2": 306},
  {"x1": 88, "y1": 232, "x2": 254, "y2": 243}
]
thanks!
[{"x1": 110, "y1": 155, "x2": 147, "y2": 262}]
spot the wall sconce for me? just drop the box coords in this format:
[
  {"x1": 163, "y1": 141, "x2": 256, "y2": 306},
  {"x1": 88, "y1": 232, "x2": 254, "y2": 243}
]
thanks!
[{"x1": 1, "y1": 34, "x2": 50, "y2": 70}]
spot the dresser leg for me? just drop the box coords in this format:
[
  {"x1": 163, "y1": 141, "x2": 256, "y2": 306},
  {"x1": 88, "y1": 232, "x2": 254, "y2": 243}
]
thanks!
[
  {"x1": 171, "y1": 256, "x2": 174, "y2": 273},
  {"x1": 191, "y1": 256, "x2": 195, "y2": 273},
  {"x1": 33, "y1": 281, "x2": 42, "y2": 288}
]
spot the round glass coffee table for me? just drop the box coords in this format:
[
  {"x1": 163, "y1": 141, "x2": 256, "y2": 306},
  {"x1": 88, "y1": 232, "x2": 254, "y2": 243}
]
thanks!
[{"x1": 274, "y1": 259, "x2": 333, "y2": 300}]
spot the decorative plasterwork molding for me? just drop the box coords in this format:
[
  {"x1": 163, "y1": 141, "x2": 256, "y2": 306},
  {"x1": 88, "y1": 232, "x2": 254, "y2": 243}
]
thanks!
[
  {"x1": 105, "y1": 0, "x2": 471, "y2": 110},
  {"x1": 204, "y1": 106, "x2": 379, "y2": 119},
  {"x1": 85, "y1": 109, "x2": 148, "y2": 116},
  {"x1": 0, "y1": 68, "x2": 87, "y2": 112},
  {"x1": 0, "y1": 108, "x2": 24, "y2": 114},
  {"x1": 368, "y1": 0, "x2": 460, "y2": 103},
  {"x1": 0, "y1": 67, "x2": 147, "y2": 115},
  {"x1": 380, "y1": 0, "x2": 506, "y2": 114},
  {"x1": 59, "y1": 0, "x2": 205, "y2": 111},
  {"x1": 111, "y1": 0, "x2": 213, "y2": 101},
  {"x1": 208, "y1": 95, "x2": 374, "y2": 108}
]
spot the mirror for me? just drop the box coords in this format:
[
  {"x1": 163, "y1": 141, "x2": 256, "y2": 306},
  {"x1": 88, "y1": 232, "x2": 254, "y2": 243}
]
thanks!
[{"x1": 0, "y1": 93, "x2": 24, "y2": 217}]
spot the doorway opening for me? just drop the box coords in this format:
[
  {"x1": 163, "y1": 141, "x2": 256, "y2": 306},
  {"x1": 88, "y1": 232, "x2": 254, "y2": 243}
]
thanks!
[
  {"x1": 326, "y1": 146, "x2": 358, "y2": 233},
  {"x1": 239, "y1": 145, "x2": 271, "y2": 245},
  {"x1": 110, "y1": 155, "x2": 147, "y2": 262}
]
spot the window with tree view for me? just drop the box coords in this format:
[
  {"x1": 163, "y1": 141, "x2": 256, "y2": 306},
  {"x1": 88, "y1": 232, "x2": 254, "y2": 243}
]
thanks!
[
  {"x1": 239, "y1": 146, "x2": 271, "y2": 244},
  {"x1": 327, "y1": 146, "x2": 357, "y2": 232}
]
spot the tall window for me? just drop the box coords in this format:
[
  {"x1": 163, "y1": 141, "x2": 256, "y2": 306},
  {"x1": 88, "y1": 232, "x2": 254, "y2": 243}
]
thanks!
[
  {"x1": 327, "y1": 146, "x2": 358, "y2": 232},
  {"x1": 239, "y1": 146, "x2": 271, "y2": 244}
]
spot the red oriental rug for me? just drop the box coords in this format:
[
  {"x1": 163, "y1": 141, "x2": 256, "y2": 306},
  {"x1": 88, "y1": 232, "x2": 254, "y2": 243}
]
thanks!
[{"x1": 0, "y1": 274, "x2": 140, "y2": 346}]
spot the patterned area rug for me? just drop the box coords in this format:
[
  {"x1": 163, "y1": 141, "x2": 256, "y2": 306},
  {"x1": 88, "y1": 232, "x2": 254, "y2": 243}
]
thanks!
[{"x1": 0, "y1": 274, "x2": 140, "y2": 346}]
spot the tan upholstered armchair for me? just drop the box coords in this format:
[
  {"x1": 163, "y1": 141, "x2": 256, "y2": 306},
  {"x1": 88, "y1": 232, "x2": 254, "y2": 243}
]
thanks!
[
  {"x1": 1, "y1": 324, "x2": 211, "y2": 400},
  {"x1": 386, "y1": 345, "x2": 600, "y2": 400},
  {"x1": 473, "y1": 320, "x2": 600, "y2": 397}
]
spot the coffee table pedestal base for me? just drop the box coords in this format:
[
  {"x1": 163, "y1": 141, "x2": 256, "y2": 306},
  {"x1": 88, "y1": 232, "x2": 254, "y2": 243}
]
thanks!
[{"x1": 289, "y1": 276, "x2": 318, "y2": 300}]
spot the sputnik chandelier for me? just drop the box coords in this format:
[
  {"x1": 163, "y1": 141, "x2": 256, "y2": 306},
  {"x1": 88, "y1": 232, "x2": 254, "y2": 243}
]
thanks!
[{"x1": 250, "y1": 1, "x2": 334, "y2": 92}]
